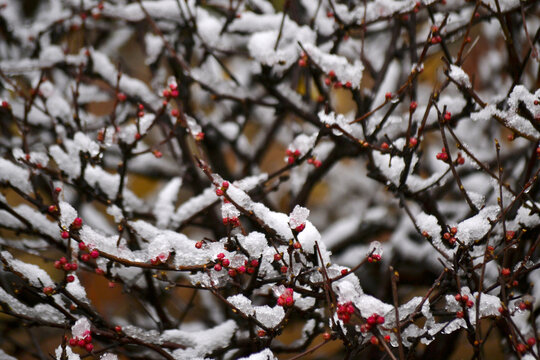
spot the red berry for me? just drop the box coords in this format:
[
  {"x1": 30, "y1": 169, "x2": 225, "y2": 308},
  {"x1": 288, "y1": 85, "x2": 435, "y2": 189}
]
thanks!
[
  {"x1": 516, "y1": 343, "x2": 527, "y2": 353},
  {"x1": 116, "y1": 93, "x2": 126, "y2": 102},
  {"x1": 216, "y1": 188, "x2": 224, "y2": 196},
  {"x1": 287, "y1": 156, "x2": 295, "y2": 164},
  {"x1": 85, "y1": 343, "x2": 94, "y2": 352},
  {"x1": 341, "y1": 269, "x2": 348, "y2": 275},
  {"x1": 1, "y1": 101, "x2": 10, "y2": 109},
  {"x1": 71, "y1": 263, "x2": 78, "y2": 271},
  {"x1": 323, "y1": 332, "x2": 331, "y2": 340},
  {"x1": 444, "y1": 112, "x2": 452, "y2": 121},
  {"x1": 195, "y1": 241, "x2": 202, "y2": 249},
  {"x1": 78, "y1": 339, "x2": 86, "y2": 347},
  {"x1": 153, "y1": 150, "x2": 162, "y2": 158},
  {"x1": 69, "y1": 338, "x2": 77, "y2": 346},
  {"x1": 78, "y1": 242, "x2": 87, "y2": 251},
  {"x1": 171, "y1": 109, "x2": 179, "y2": 117},
  {"x1": 328, "y1": 70, "x2": 336, "y2": 78},
  {"x1": 228, "y1": 269, "x2": 237, "y2": 277},
  {"x1": 385, "y1": 92, "x2": 392, "y2": 100},
  {"x1": 333, "y1": 81, "x2": 342, "y2": 89},
  {"x1": 456, "y1": 311, "x2": 464, "y2": 318},
  {"x1": 55, "y1": 187, "x2": 62, "y2": 193},
  {"x1": 217, "y1": 253, "x2": 225, "y2": 260},
  {"x1": 295, "y1": 224, "x2": 305, "y2": 232},
  {"x1": 410, "y1": 101, "x2": 417, "y2": 111},
  {"x1": 501, "y1": 268, "x2": 511, "y2": 276},
  {"x1": 54, "y1": 260, "x2": 62, "y2": 269},
  {"x1": 81, "y1": 254, "x2": 90, "y2": 262},
  {"x1": 345, "y1": 81, "x2": 352, "y2": 88},
  {"x1": 66, "y1": 275, "x2": 75, "y2": 282},
  {"x1": 162, "y1": 89, "x2": 171, "y2": 97},
  {"x1": 280, "y1": 266, "x2": 288, "y2": 273},
  {"x1": 298, "y1": 58, "x2": 307, "y2": 67},
  {"x1": 61, "y1": 231, "x2": 70, "y2": 239},
  {"x1": 171, "y1": 90, "x2": 179, "y2": 97},
  {"x1": 48, "y1": 205, "x2": 57, "y2": 213},
  {"x1": 63, "y1": 263, "x2": 72, "y2": 271},
  {"x1": 528, "y1": 337, "x2": 536, "y2": 346},
  {"x1": 115, "y1": 326, "x2": 122, "y2": 333},
  {"x1": 274, "y1": 253, "x2": 282, "y2": 262},
  {"x1": 222, "y1": 181, "x2": 229, "y2": 189},
  {"x1": 409, "y1": 137, "x2": 418, "y2": 146},
  {"x1": 381, "y1": 142, "x2": 389, "y2": 150},
  {"x1": 455, "y1": 294, "x2": 462, "y2": 302},
  {"x1": 85, "y1": 335, "x2": 92, "y2": 343},
  {"x1": 258, "y1": 330, "x2": 266, "y2": 337},
  {"x1": 370, "y1": 336, "x2": 379, "y2": 345},
  {"x1": 72, "y1": 217, "x2": 82, "y2": 228},
  {"x1": 293, "y1": 242, "x2": 302, "y2": 249},
  {"x1": 324, "y1": 77, "x2": 332, "y2": 86},
  {"x1": 237, "y1": 266, "x2": 246, "y2": 274},
  {"x1": 506, "y1": 231, "x2": 516, "y2": 241},
  {"x1": 251, "y1": 259, "x2": 259, "y2": 267},
  {"x1": 222, "y1": 259, "x2": 230, "y2": 267},
  {"x1": 90, "y1": 249, "x2": 99, "y2": 258},
  {"x1": 214, "y1": 264, "x2": 222, "y2": 271},
  {"x1": 466, "y1": 300, "x2": 474, "y2": 308},
  {"x1": 43, "y1": 286, "x2": 53, "y2": 295}
]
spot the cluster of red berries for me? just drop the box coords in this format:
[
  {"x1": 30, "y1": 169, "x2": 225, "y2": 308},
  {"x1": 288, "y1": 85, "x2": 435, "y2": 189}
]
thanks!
[
  {"x1": 443, "y1": 227, "x2": 458, "y2": 245},
  {"x1": 78, "y1": 242, "x2": 100, "y2": 262},
  {"x1": 277, "y1": 288, "x2": 294, "y2": 307},
  {"x1": 162, "y1": 83, "x2": 179, "y2": 102},
  {"x1": 215, "y1": 181, "x2": 229, "y2": 196},
  {"x1": 307, "y1": 157, "x2": 322, "y2": 168},
  {"x1": 323, "y1": 70, "x2": 352, "y2": 89},
  {"x1": 286, "y1": 149, "x2": 301, "y2": 165},
  {"x1": 54, "y1": 257, "x2": 78, "y2": 282},
  {"x1": 136, "y1": 103, "x2": 145, "y2": 118},
  {"x1": 360, "y1": 313, "x2": 385, "y2": 333},
  {"x1": 367, "y1": 254, "x2": 381, "y2": 263},
  {"x1": 337, "y1": 302, "x2": 355, "y2": 323},
  {"x1": 431, "y1": 31, "x2": 442, "y2": 44},
  {"x1": 68, "y1": 330, "x2": 94, "y2": 352},
  {"x1": 213, "y1": 252, "x2": 230, "y2": 272},
  {"x1": 515, "y1": 339, "x2": 537, "y2": 354},
  {"x1": 228, "y1": 259, "x2": 260, "y2": 277},
  {"x1": 436, "y1": 147, "x2": 448, "y2": 162},
  {"x1": 223, "y1": 217, "x2": 241, "y2": 228},
  {"x1": 455, "y1": 293, "x2": 474, "y2": 313}
]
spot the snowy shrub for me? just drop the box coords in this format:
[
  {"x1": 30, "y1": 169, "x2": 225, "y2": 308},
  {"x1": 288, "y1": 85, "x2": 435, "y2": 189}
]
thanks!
[{"x1": 1, "y1": 0, "x2": 540, "y2": 359}]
